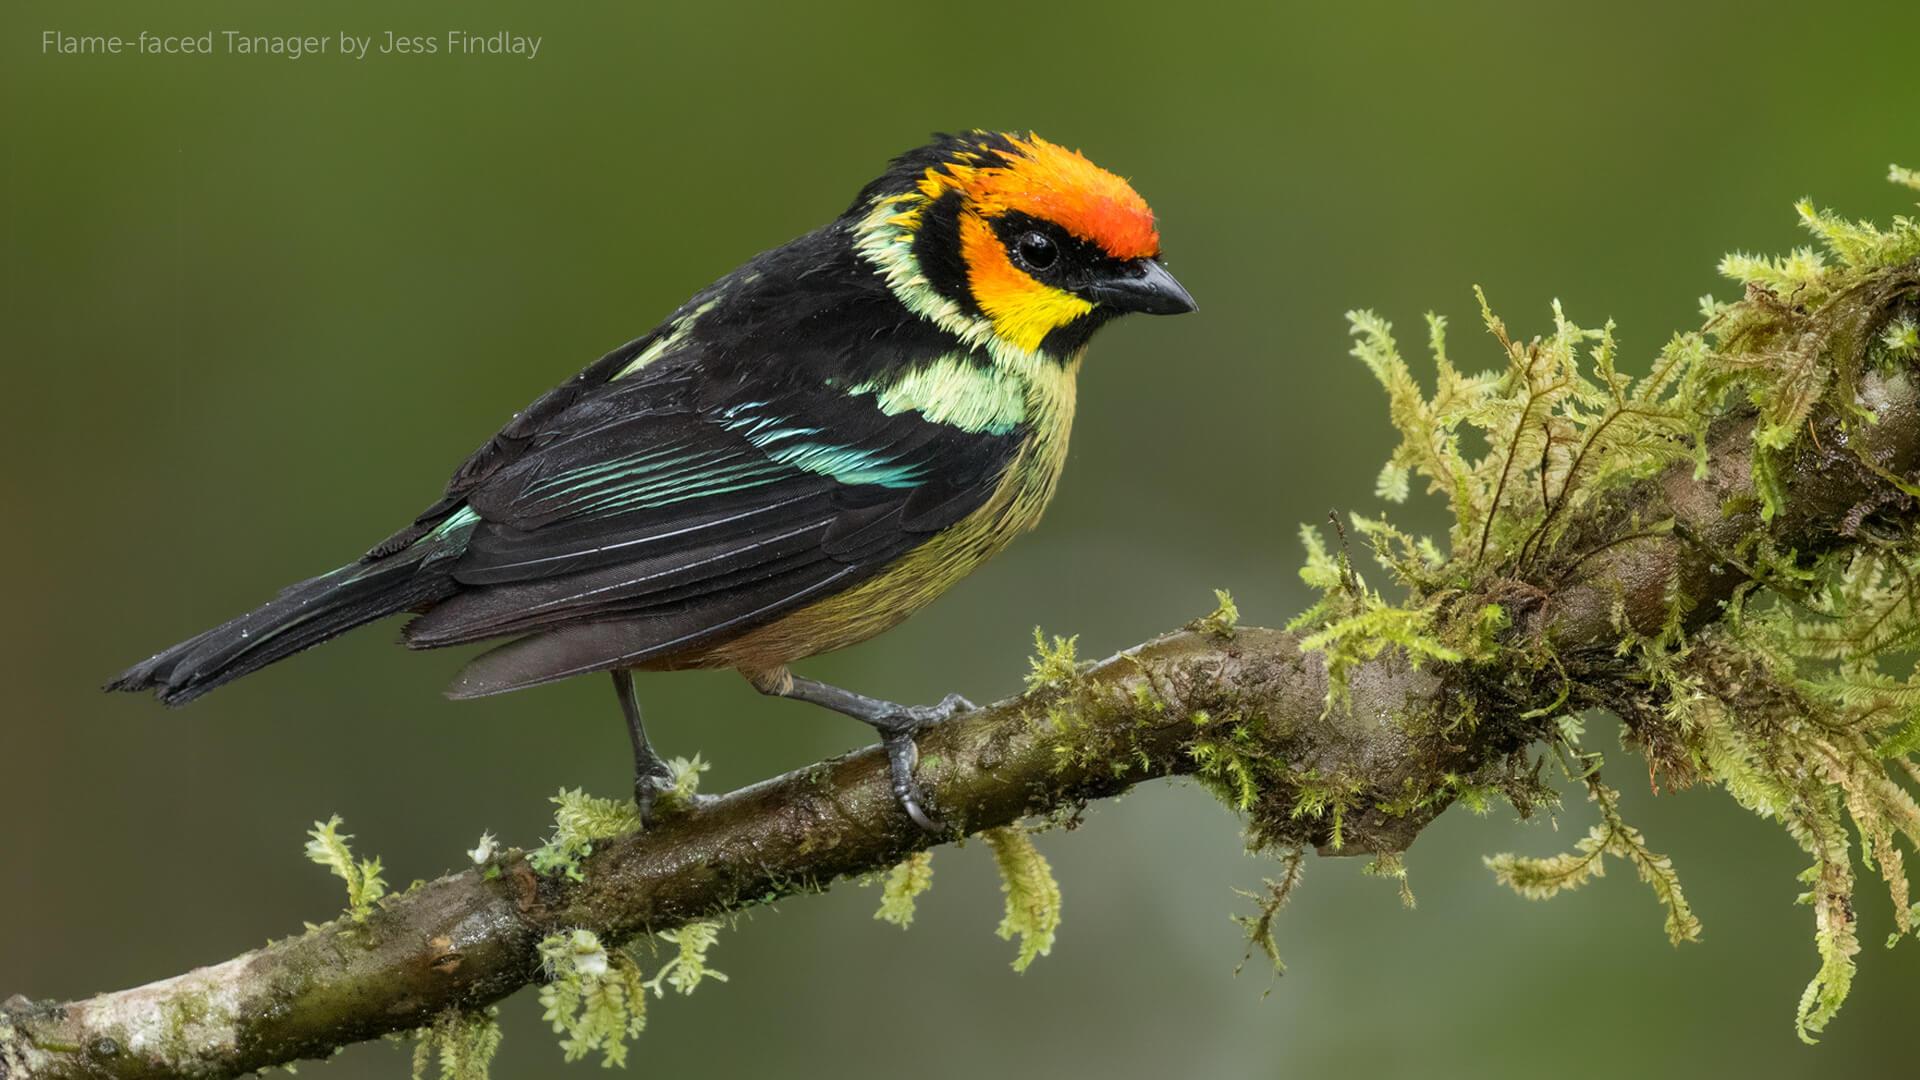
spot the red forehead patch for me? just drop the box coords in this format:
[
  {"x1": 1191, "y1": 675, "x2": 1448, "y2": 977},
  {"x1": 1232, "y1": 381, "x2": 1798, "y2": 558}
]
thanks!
[{"x1": 927, "y1": 134, "x2": 1161, "y2": 261}]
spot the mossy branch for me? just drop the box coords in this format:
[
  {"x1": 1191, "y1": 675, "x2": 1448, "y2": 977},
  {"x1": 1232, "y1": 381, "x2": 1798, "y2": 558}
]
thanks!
[{"x1": 6, "y1": 191, "x2": 1920, "y2": 1078}]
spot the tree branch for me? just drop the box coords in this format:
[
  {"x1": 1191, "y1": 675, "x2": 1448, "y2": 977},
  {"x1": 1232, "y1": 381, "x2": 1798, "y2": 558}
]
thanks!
[{"x1": 5, "y1": 264, "x2": 1916, "y2": 1080}]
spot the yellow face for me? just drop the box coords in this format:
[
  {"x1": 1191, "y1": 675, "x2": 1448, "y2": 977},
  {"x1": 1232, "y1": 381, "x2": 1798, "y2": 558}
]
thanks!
[
  {"x1": 916, "y1": 134, "x2": 1165, "y2": 354},
  {"x1": 958, "y1": 212, "x2": 1094, "y2": 352}
]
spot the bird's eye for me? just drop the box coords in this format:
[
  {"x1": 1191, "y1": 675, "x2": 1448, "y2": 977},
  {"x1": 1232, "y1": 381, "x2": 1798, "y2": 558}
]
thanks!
[{"x1": 1015, "y1": 231, "x2": 1057, "y2": 271}]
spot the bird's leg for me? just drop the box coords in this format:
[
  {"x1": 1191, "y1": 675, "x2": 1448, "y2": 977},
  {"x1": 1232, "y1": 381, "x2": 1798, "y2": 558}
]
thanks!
[
  {"x1": 613, "y1": 670, "x2": 677, "y2": 827},
  {"x1": 749, "y1": 667, "x2": 973, "y2": 832}
]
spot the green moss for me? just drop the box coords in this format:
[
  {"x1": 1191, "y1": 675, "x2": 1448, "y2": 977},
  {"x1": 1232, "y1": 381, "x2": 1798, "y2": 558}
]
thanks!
[
  {"x1": 1189, "y1": 712, "x2": 1263, "y2": 812},
  {"x1": 874, "y1": 851, "x2": 935, "y2": 929},
  {"x1": 527, "y1": 757, "x2": 712, "y2": 880},
  {"x1": 1191, "y1": 588, "x2": 1241, "y2": 639},
  {"x1": 1363, "y1": 852, "x2": 1416, "y2": 909},
  {"x1": 983, "y1": 826, "x2": 1062, "y2": 972},
  {"x1": 1291, "y1": 163, "x2": 1920, "y2": 1040},
  {"x1": 642, "y1": 922, "x2": 729, "y2": 997},
  {"x1": 1286, "y1": 769, "x2": 1366, "y2": 852},
  {"x1": 1029, "y1": 633, "x2": 1173, "y2": 783},
  {"x1": 536, "y1": 930, "x2": 647, "y2": 1068},
  {"x1": 411, "y1": 1008, "x2": 502, "y2": 1080},
  {"x1": 303, "y1": 816, "x2": 387, "y2": 923},
  {"x1": 528, "y1": 789, "x2": 640, "y2": 881},
  {"x1": 1025, "y1": 626, "x2": 1082, "y2": 693},
  {"x1": 1231, "y1": 846, "x2": 1305, "y2": 984},
  {"x1": 1486, "y1": 777, "x2": 1701, "y2": 946}
]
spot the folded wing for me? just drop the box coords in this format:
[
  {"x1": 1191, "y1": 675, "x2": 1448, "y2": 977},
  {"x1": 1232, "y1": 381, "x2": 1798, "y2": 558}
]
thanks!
[{"x1": 402, "y1": 359, "x2": 1020, "y2": 694}]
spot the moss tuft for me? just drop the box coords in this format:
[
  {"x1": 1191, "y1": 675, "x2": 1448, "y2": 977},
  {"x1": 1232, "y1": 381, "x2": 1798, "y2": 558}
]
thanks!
[
  {"x1": 1192, "y1": 589, "x2": 1241, "y2": 639},
  {"x1": 1486, "y1": 777, "x2": 1701, "y2": 946},
  {"x1": 303, "y1": 816, "x2": 387, "y2": 923},
  {"x1": 642, "y1": 922, "x2": 729, "y2": 998},
  {"x1": 1283, "y1": 162, "x2": 1920, "y2": 1038},
  {"x1": 529, "y1": 789, "x2": 642, "y2": 881},
  {"x1": 536, "y1": 930, "x2": 647, "y2": 1068},
  {"x1": 983, "y1": 827, "x2": 1062, "y2": 972},
  {"x1": 1232, "y1": 847, "x2": 1306, "y2": 984},
  {"x1": 410, "y1": 1008, "x2": 502, "y2": 1080},
  {"x1": 874, "y1": 851, "x2": 935, "y2": 929},
  {"x1": 1025, "y1": 627, "x2": 1082, "y2": 693}
]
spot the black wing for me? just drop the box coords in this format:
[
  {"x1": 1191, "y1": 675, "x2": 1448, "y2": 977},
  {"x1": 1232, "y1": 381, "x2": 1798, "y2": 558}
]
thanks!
[{"x1": 393, "y1": 227, "x2": 1021, "y2": 694}]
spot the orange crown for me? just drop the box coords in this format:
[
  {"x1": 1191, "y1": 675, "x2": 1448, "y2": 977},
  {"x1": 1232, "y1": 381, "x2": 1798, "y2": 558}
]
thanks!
[{"x1": 919, "y1": 134, "x2": 1161, "y2": 261}]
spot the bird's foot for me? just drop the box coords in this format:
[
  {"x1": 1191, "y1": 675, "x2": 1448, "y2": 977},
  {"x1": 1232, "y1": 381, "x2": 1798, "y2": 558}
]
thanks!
[
  {"x1": 748, "y1": 669, "x2": 977, "y2": 833},
  {"x1": 869, "y1": 693, "x2": 975, "y2": 833},
  {"x1": 633, "y1": 755, "x2": 678, "y2": 829},
  {"x1": 633, "y1": 756, "x2": 720, "y2": 828}
]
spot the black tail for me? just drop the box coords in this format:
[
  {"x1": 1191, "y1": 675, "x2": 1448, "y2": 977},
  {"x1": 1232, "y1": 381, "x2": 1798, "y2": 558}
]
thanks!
[{"x1": 107, "y1": 544, "x2": 461, "y2": 706}]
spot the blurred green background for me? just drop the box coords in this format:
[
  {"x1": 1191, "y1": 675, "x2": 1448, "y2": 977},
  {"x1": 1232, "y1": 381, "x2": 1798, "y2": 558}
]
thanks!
[{"x1": 5, "y1": 1, "x2": 1918, "y2": 1076}]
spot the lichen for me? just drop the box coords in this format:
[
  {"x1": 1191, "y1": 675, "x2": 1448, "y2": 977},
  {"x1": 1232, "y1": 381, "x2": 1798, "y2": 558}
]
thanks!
[
  {"x1": 1, "y1": 1012, "x2": 38, "y2": 1078},
  {"x1": 466, "y1": 832, "x2": 499, "y2": 866}
]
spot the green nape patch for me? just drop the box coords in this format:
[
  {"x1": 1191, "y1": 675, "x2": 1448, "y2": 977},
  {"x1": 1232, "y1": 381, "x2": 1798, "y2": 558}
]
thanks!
[
  {"x1": 849, "y1": 352, "x2": 1029, "y2": 434},
  {"x1": 1281, "y1": 163, "x2": 1920, "y2": 1041}
]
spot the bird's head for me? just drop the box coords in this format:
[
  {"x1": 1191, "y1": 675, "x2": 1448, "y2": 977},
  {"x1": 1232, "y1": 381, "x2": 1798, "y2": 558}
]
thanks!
[{"x1": 850, "y1": 131, "x2": 1195, "y2": 357}]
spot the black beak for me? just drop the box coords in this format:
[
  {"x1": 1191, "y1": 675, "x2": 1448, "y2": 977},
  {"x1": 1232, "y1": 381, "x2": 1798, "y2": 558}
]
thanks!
[{"x1": 1086, "y1": 258, "x2": 1197, "y2": 315}]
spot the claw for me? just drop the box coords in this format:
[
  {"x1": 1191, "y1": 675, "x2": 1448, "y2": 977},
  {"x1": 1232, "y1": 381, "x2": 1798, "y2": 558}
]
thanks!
[
  {"x1": 883, "y1": 731, "x2": 942, "y2": 832},
  {"x1": 875, "y1": 696, "x2": 972, "y2": 832}
]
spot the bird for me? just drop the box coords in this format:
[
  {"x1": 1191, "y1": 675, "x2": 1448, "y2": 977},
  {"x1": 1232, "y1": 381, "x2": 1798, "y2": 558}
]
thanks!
[{"x1": 108, "y1": 130, "x2": 1196, "y2": 830}]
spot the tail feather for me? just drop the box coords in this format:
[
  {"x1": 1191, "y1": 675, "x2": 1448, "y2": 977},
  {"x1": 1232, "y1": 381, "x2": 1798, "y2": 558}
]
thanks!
[{"x1": 108, "y1": 548, "x2": 459, "y2": 706}]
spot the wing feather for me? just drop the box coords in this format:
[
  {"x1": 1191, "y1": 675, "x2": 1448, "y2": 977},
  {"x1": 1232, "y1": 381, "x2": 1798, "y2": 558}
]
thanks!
[
  {"x1": 443, "y1": 564, "x2": 868, "y2": 698},
  {"x1": 403, "y1": 372, "x2": 1019, "y2": 660}
]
